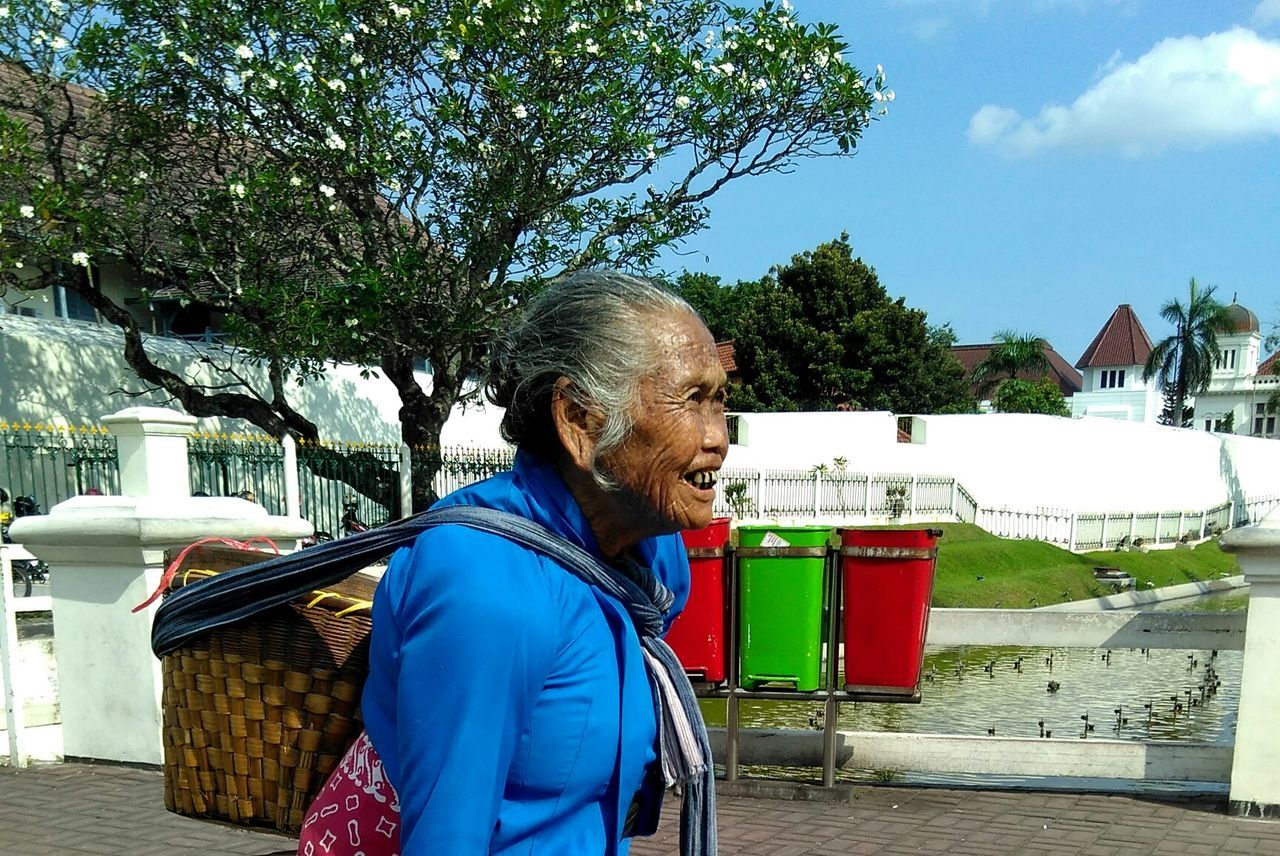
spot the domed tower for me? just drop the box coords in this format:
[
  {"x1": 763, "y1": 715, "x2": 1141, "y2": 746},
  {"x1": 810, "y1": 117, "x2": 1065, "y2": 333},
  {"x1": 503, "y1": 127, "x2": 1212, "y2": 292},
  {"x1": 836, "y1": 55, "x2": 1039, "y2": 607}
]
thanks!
[
  {"x1": 1214, "y1": 295, "x2": 1262, "y2": 379},
  {"x1": 1193, "y1": 294, "x2": 1272, "y2": 437}
]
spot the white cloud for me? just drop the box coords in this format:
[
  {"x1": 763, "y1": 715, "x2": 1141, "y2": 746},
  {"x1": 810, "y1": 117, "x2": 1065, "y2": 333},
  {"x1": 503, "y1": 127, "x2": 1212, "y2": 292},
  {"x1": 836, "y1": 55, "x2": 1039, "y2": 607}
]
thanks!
[
  {"x1": 968, "y1": 28, "x2": 1280, "y2": 156},
  {"x1": 1255, "y1": 0, "x2": 1280, "y2": 26}
]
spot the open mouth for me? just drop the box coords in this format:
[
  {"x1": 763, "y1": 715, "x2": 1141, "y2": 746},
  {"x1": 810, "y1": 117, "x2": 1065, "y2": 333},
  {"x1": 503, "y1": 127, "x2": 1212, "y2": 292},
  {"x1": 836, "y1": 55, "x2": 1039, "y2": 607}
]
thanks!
[{"x1": 683, "y1": 470, "x2": 718, "y2": 491}]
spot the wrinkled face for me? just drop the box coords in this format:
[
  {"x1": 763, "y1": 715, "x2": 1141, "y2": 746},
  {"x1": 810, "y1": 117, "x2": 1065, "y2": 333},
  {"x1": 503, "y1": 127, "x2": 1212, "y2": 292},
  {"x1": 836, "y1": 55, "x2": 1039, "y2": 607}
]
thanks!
[{"x1": 599, "y1": 310, "x2": 729, "y2": 534}]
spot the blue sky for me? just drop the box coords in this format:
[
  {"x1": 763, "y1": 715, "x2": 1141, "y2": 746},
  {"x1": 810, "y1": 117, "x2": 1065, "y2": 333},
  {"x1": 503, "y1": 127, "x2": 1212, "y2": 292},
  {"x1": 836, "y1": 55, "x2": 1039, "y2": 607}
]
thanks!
[{"x1": 662, "y1": 0, "x2": 1280, "y2": 365}]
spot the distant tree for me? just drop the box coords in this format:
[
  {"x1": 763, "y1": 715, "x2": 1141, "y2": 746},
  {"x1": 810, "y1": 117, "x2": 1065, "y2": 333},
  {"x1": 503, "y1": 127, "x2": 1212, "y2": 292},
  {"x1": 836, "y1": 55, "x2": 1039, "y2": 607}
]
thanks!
[
  {"x1": 968, "y1": 330, "x2": 1052, "y2": 401},
  {"x1": 721, "y1": 235, "x2": 972, "y2": 413},
  {"x1": 1157, "y1": 391, "x2": 1195, "y2": 428},
  {"x1": 1142, "y1": 278, "x2": 1235, "y2": 430},
  {"x1": 671, "y1": 271, "x2": 755, "y2": 343},
  {"x1": 991, "y1": 377, "x2": 1069, "y2": 417}
]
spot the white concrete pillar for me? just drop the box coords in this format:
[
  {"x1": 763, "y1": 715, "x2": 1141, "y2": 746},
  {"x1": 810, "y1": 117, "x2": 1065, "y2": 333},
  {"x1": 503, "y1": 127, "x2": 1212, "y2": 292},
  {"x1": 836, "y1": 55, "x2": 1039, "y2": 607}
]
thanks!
[
  {"x1": 101, "y1": 406, "x2": 198, "y2": 498},
  {"x1": 399, "y1": 443, "x2": 413, "y2": 518},
  {"x1": 11, "y1": 408, "x2": 311, "y2": 765},
  {"x1": 1220, "y1": 508, "x2": 1280, "y2": 820},
  {"x1": 282, "y1": 434, "x2": 301, "y2": 519}
]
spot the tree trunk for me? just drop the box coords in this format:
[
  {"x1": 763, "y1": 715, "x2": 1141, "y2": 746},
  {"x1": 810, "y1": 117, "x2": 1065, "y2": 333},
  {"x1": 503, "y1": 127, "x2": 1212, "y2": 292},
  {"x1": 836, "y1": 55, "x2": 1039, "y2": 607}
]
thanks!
[{"x1": 381, "y1": 349, "x2": 462, "y2": 512}]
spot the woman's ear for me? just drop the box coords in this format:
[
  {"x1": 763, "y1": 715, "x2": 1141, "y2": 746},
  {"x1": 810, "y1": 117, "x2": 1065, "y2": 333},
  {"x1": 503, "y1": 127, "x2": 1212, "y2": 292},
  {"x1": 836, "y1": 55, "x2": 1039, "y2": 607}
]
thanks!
[{"x1": 551, "y1": 377, "x2": 601, "y2": 473}]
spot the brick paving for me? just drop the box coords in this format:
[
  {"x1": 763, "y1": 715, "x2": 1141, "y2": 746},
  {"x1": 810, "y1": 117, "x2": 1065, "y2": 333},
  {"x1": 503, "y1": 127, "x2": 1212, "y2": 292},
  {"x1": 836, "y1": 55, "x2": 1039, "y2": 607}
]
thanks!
[{"x1": 1, "y1": 763, "x2": 1277, "y2": 855}]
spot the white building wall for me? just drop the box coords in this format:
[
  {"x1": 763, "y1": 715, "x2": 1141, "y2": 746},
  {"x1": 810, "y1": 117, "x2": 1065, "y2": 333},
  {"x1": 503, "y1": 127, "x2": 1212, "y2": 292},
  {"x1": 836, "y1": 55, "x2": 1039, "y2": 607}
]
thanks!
[
  {"x1": 0, "y1": 314, "x2": 506, "y2": 446},
  {"x1": 1070, "y1": 364, "x2": 1159, "y2": 424}
]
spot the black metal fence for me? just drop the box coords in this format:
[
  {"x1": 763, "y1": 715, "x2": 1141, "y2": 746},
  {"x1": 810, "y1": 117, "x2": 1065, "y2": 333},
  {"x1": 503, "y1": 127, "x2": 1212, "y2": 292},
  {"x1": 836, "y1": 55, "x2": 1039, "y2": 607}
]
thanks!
[
  {"x1": 297, "y1": 439, "x2": 403, "y2": 539},
  {"x1": 0, "y1": 421, "x2": 119, "y2": 510},
  {"x1": 188, "y1": 432, "x2": 288, "y2": 513}
]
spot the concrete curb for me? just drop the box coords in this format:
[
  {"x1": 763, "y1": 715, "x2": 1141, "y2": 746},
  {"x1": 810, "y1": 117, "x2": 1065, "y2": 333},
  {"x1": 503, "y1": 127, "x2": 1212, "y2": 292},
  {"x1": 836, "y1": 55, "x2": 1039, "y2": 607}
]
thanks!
[{"x1": 1035, "y1": 576, "x2": 1247, "y2": 612}]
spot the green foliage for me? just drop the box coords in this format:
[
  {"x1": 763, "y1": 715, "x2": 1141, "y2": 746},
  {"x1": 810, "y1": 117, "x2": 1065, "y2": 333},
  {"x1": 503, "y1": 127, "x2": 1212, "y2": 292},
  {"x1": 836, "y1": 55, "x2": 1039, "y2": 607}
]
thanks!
[
  {"x1": 681, "y1": 235, "x2": 972, "y2": 413},
  {"x1": 991, "y1": 377, "x2": 1069, "y2": 416},
  {"x1": 1142, "y1": 278, "x2": 1235, "y2": 430},
  {"x1": 968, "y1": 329, "x2": 1052, "y2": 401},
  {"x1": 0, "y1": 0, "x2": 889, "y2": 504}
]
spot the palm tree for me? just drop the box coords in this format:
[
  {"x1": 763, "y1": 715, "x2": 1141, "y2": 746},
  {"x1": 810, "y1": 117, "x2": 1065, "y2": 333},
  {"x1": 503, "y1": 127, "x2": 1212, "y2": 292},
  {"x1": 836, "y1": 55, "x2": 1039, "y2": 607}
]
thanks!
[
  {"x1": 970, "y1": 330, "x2": 1052, "y2": 400},
  {"x1": 1142, "y1": 278, "x2": 1235, "y2": 428}
]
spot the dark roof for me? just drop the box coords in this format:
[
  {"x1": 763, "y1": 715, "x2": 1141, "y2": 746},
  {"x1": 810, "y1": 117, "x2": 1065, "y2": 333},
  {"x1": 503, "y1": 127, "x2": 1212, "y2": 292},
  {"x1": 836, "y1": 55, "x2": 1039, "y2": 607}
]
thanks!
[
  {"x1": 1225, "y1": 301, "x2": 1260, "y2": 333},
  {"x1": 1259, "y1": 352, "x2": 1278, "y2": 376},
  {"x1": 716, "y1": 340, "x2": 738, "y2": 374},
  {"x1": 950, "y1": 342, "x2": 1083, "y2": 399},
  {"x1": 1075, "y1": 305, "x2": 1153, "y2": 369}
]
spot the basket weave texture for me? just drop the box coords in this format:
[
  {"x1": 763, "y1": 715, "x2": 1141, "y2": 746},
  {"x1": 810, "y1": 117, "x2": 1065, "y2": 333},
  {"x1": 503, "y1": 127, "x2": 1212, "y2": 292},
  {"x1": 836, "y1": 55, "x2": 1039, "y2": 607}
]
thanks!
[{"x1": 159, "y1": 544, "x2": 377, "y2": 834}]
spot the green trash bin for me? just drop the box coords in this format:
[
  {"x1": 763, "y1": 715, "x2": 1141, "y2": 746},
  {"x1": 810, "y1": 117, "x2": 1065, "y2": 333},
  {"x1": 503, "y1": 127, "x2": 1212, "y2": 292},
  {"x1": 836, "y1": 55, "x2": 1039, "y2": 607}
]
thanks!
[{"x1": 737, "y1": 525, "x2": 834, "y2": 692}]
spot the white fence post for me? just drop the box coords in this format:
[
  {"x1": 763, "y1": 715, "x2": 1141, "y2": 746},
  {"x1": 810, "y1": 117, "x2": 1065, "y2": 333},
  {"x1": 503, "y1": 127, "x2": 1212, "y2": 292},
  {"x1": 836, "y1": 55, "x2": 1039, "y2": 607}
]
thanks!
[
  {"x1": 757, "y1": 470, "x2": 765, "y2": 518},
  {"x1": 1101, "y1": 514, "x2": 1109, "y2": 550},
  {"x1": 1068, "y1": 513, "x2": 1078, "y2": 552},
  {"x1": 909, "y1": 473, "x2": 919, "y2": 518},
  {"x1": 813, "y1": 470, "x2": 822, "y2": 517},
  {"x1": 950, "y1": 479, "x2": 959, "y2": 519},
  {"x1": 399, "y1": 443, "x2": 413, "y2": 519},
  {"x1": 1128, "y1": 513, "x2": 1137, "y2": 546},
  {"x1": 1155, "y1": 511, "x2": 1163, "y2": 543},
  {"x1": 1, "y1": 546, "x2": 28, "y2": 768},
  {"x1": 281, "y1": 434, "x2": 301, "y2": 519},
  {"x1": 865, "y1": 474, "x2": 875, "y2": 517},
  {"x1": 1178, "y1": 511, "x2": 1186, "y2": 541},
  {"x1": 1220, "y1": 508, "x2": 1280, "y2": 818}
]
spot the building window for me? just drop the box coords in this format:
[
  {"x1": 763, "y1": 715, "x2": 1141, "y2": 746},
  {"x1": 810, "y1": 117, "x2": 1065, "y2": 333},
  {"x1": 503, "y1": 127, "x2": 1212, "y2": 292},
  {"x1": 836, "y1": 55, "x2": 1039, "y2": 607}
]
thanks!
[
  {"x1": 727, "y1": 414, "x2": 741, "y2": 445},
  {"x1": 1098, "y1": 369, "x2": 1125, "y2": 389},
  {"x1": 1216, "y1": 349, "x2": 1237, "y2": 371},
  {"x1": 1204, "y1": 419, "x2": 1213, "y2": 432},
  {"x1": 61, "y1": 264, "x2": 100, "y2": 322},
  {"x1": 1256, "y1": 403, "x2": 1278, "y2": 437}
]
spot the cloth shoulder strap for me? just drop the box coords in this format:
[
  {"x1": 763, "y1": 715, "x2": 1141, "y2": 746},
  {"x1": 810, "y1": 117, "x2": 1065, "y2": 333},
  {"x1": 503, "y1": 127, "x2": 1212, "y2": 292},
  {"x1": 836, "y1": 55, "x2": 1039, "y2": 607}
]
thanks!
[{"x1": 150, "y1": 505, "x2": 660, "y2": 656}]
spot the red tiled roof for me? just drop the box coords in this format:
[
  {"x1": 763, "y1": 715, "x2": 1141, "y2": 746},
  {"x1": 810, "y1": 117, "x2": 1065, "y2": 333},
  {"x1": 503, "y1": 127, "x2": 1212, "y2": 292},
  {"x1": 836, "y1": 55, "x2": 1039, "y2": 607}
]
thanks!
[
  {"x1": 950, "y1": 343, "x2": 1083, "y2": 398},
  {"x1": 1075, "y1": 305, "x2": 1153, "y2": 369},
  {"x1": 716, "y1": 340, "x2": 737, "y2": 374},
  {"x1": 1259, "y1": 352, "x2": 1278, "y2": 376}
]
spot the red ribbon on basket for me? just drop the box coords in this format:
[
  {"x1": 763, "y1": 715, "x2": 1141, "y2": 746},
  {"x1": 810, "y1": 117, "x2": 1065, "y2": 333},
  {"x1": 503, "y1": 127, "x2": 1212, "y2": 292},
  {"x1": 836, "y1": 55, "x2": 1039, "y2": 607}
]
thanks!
[{"x1": 132, "y1": 536, "x2": 280, "y2": 613}]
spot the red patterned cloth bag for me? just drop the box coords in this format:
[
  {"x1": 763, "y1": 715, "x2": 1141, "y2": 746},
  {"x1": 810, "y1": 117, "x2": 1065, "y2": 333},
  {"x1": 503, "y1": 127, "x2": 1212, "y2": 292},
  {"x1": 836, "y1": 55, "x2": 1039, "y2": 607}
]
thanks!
[{"x1": 297, "y1": 731, "x2": 402, "y2": 856}]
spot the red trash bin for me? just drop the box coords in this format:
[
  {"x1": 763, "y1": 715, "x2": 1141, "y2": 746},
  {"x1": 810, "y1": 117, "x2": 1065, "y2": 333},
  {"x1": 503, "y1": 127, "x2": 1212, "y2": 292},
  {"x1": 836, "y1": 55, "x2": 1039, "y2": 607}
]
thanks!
[
  {"x1": 841, "y1": 528, "x2": 942, "y2": 701},
  {"x1": 666, "y1": 517, "x2": 730, "y2": 683}
]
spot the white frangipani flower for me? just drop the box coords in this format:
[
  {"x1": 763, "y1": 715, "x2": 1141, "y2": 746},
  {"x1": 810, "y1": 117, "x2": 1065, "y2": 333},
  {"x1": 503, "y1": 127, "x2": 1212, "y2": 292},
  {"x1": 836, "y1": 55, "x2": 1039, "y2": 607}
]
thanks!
[
  {"x1": 325, "y1": 129, "x2": 346, "y2": 150},
  {"x1": 341, "y1": 32, "x2": 355, "y2": 44},
  {"x1": 327, "y1": 78, "x2": 347, "y2": 92},
  {"x1": 512, "y1": 103, "x2": 528, "y2": 119},
  {"x1": 179, "y1": 51, "x2": 197, "y2": 66},
  {"x1": 265, "y1": 76, "x2": 278, "y2": 89},
  {"x1": 289, "y1": 175, "x2": 303, "y2": 187},
  {"x1": 158, "y1": 34, "x2": 171, "y2": 47},
  {"x1": 441, "y1": 45, "x2": 460, "y2": 61},
  {"x1": 235, "y1": 44, "x2": 254, "y2": 60},
  {"x1": 584, "y1": 38, "x2": 599, "y2": 55},
  {"x1": 14, "y1": 261, "x2": 24, "y2": 269},
  {"x1": 0, "y1": 6, "x2": 11, "y2": 18},
  {"x1": 359, "y1": 23, "x2": 371, "y2": 33},
  {"x1": 715, "y1": 61, "x2": 734, "y2": 75},
  {"x1": 19, "y1": 205, "x2": 34, "y2": 218},
  {"x1": 345, "y1": 317, "x2": 359, "y2": 327},
  {"x1": 48, "y1": 0, "x2": 65, "y2": 13},
  {"x1": 674, "y1": 94, "x2": 691, "y2": 110},
  {"x1": 229, "y1": 182, "x2": 246, "y2": 198},
  {"x1": 71, "y1": 251, "x2": 90, "y2": 267},
  {"x1": 350, "y1": 52, "x2": 364, "y2": 65},
  {"x1": 391, "y1": 3, "x2": 411, "y2": 18},
  {"x1": 51, "y1": 36, "x2": 69, "y2": 51},
  {"x1": 319, "y1": 183, "x2": 336, "y2": 197}
]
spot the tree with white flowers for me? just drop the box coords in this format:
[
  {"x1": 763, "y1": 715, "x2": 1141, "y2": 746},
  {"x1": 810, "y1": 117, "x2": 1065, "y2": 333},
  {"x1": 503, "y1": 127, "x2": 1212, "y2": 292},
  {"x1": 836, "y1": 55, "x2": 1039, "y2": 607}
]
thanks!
[{"x1": 0, "y1": 0, "x2": 890, "y2": 507}]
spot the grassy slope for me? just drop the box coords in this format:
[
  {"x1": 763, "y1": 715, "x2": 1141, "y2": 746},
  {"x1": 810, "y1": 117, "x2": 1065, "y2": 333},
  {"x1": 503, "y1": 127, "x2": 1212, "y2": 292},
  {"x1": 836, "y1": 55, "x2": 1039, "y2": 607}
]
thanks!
[{"x1": 890, "y1": 523, "x2": 1240, "y2": 608}]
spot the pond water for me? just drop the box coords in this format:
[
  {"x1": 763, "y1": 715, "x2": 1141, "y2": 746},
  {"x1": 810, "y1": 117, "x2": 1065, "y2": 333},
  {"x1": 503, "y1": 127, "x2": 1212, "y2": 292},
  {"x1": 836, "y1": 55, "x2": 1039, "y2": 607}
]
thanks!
[{"x1": 700, "y1": 591, "x2": 1247, "y2": 790}]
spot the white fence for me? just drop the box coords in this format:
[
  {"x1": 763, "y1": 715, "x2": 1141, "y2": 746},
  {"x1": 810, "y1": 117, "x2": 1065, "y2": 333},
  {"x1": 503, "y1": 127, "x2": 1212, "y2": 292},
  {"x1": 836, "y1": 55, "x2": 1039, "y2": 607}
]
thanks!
[
  {"x1": 708, "y1": 465, "x2": 1280, "y2": 552},
  {"x1": 1, "y1": 545, "x2": 52, "y2": 768}
]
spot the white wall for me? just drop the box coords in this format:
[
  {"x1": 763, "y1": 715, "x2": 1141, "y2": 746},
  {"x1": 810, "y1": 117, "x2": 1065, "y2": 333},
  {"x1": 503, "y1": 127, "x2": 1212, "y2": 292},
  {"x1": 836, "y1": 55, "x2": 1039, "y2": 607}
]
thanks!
[
  {"x1": 0, "y1": 314, "x2": 507, "y2": 446},
  {"x1": 726, "y1": 411, "x2": 1280, "y2": 514}
]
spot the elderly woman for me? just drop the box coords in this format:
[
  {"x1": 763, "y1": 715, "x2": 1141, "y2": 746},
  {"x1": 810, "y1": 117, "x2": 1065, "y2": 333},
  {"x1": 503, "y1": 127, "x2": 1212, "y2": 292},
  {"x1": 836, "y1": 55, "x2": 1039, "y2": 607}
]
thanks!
[{"x1": 298, "y1": 271, "x2": 727, "y2": 855}]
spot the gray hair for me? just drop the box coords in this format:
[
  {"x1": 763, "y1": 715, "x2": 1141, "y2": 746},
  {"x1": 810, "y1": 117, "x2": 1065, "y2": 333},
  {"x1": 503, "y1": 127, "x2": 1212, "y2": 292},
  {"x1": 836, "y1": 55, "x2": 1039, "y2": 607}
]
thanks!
[{"x1": 486, "y1": 270, "x2": 698, "y2": 486}]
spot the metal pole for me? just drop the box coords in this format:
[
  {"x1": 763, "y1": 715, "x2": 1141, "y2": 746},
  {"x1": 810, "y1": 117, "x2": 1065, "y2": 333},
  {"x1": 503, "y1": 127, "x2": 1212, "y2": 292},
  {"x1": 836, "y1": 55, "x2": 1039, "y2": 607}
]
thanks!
[
  {"x1": 813, "y1": 470, "x2": 822, "y2": 518},
  {"x1": 822, "y1": 544, "x2": 840, "y2": 787},
  {"x1": 909, "y1": 473, "x2": 919, "y2": 519},
  {"x1": 1068, "y1": 513, "x2": 1078, "y2": 552},
  {"x1": 725, "y1": 542, "x2": 741, "y2": 782}
]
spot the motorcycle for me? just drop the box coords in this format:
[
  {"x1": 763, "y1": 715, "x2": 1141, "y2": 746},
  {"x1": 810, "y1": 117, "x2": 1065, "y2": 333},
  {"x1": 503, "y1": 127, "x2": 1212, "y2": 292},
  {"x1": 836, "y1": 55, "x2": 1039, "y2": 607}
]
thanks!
[
  {"x1": 341, "y1": 496, "x2": 370, "y2": 536},
  {"x1": 1, "y1": 488, "x2": 51, "y2": 598}
]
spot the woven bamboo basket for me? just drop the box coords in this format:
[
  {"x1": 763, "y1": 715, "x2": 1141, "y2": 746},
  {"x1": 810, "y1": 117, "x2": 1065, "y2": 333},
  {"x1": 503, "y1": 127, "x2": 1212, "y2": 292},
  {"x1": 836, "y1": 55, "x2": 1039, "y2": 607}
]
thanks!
[{"x1": 159, "y1": 544, "x2": 377, "y2": 834}]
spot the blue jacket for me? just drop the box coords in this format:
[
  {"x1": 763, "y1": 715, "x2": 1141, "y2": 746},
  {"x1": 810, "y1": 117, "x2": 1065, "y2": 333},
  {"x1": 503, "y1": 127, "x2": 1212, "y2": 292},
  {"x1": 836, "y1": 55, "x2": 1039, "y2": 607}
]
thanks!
[{"x1": 362, "y1": 450, "x2": 691, "y2": 855}]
